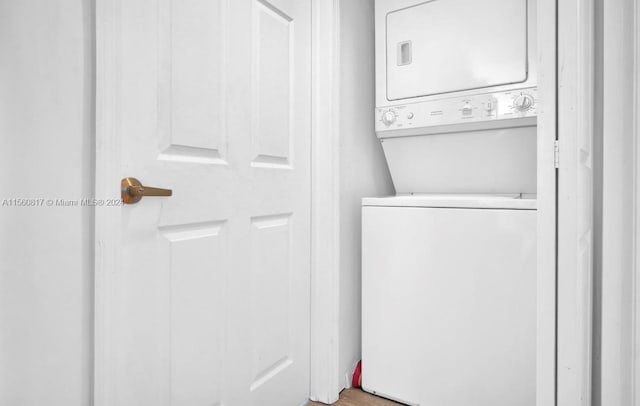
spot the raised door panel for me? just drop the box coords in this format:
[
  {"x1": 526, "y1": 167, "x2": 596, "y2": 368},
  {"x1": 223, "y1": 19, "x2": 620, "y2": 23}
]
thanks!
[
  {"x1": 249, "y1": 214, "x2": 293, "y2": 394},
  {"x1": 160, "y1": 222, "x2": 228, "y2": 406},
  {"x1": 159, "y1": 0, "x2": 228, "y2": 164},
  {"x1": 251, "y1": 0, "x2": 294, "y2": 169}
]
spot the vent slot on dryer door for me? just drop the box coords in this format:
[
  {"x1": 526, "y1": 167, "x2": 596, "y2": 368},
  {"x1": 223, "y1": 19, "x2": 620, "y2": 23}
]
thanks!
[{"x1": 386, "y1": 0, "x2": 528, "y2": 101}]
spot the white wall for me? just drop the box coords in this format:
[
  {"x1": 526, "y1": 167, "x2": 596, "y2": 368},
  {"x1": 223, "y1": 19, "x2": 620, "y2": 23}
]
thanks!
[
  {"x1": 0, "y1": 1, "x2": 94, "y2": 405},
  {"x1": 338, "y1": 0, "x2": 395, "y2": 389}
]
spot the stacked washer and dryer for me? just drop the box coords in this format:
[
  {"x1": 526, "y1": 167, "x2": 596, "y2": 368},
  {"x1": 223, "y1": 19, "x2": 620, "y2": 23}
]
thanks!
[{"x1": 362, "y1": 1, "x2": 538, "y2": 405}]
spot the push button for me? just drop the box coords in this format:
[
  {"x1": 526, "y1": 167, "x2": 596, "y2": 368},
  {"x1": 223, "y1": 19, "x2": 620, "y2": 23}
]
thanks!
[{"x1": 462, "y1": 104, "x2": 473, "y2": 116}]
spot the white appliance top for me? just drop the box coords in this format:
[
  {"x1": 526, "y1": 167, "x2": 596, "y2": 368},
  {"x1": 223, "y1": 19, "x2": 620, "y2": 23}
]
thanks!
[{"x1": 362, "y1": 194, "x2": 537, "y2": 210}]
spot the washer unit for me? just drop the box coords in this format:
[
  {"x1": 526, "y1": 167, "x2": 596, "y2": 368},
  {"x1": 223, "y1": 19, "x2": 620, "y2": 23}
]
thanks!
[
  {"x1": 362, "y1": 1, "x2": 538, "y2": 405},
  {"x1": 362, "y1": 195, "x2": 536, "y2": 406}
]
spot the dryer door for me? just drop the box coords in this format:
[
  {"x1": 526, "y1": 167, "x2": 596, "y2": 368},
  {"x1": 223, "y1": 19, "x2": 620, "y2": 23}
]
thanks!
[{"x1": 386, "y1": 0, "x2": 528, "y2": 100}]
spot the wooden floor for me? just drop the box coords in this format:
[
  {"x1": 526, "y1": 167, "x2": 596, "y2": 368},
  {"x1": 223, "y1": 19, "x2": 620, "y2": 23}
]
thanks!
[{"x1": 308, "y1": 389, "x2": 402, "y2": 406}]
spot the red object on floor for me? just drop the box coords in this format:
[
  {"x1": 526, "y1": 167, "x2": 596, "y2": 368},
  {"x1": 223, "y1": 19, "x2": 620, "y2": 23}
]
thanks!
[{"x1": 352, "y1": 360, "x2": 362, "y2": 388}]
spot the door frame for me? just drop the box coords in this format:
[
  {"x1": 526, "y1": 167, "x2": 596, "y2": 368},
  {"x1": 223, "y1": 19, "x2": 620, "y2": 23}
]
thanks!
[
  {"x1": 541, "y1": 0, "x2": 599, "y2": 404},
  {"x1": 309, "y1": 0, "x2": 342, "y2": 403},
  {"x1": 625, "y1": 0, "x2": 640, "y2": 402},
  {"x1": 537, "y1": 0, "x2": 558, "y2": 404},
  {"x1": 600, "y1": 0, "x2": 639, "y2": 403},
  {"x1": 93, "y1": 0, "x2": 340, "y2": 404},
  {"x1": 635, "y1": 0, "x2": 640, "y2": 401},
  {"x1": 556, "y1": 0, "x2": 596, "y2": 405}
]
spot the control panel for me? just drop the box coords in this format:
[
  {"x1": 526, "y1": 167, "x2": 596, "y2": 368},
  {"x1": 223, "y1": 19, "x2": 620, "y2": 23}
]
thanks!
[{"x1": 376, "y1": 87, "x2": 538, "y2": 133}]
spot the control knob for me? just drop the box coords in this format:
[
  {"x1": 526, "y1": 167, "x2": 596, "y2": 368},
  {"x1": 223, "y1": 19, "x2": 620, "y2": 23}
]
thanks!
[
  {"x1": 484, "y1": 99, "x2": 496, "y2": 112},
  {"x1": 514, "y1": 94, "x2": 534, "y2": 112},
  {"x1": 381, "y1": 110, "x2": 397, "y2": 126}
]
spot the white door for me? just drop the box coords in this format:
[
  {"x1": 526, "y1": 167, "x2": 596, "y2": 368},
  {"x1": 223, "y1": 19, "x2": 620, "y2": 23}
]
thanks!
[{"x1": 95, "y1": 0, "x2": 311, "y2": 405}]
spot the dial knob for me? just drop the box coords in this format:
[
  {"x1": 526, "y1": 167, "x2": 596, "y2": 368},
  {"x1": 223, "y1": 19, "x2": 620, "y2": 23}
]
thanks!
[
  {"x1": 381, "y1": 110, "x2": 397, "y2": 126},
  {"x1": 484, "y1": 100, "x2": 495, "y2": 112},
  {"x1": 514, "y1": 94, "x2": 534, "y2": 111}
]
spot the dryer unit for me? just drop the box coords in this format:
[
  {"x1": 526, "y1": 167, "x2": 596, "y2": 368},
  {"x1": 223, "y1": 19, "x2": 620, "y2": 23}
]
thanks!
[
  {"x1": 374, "y1": 0, "x2": 538, "y2": 194},
  {"x1": 363, "y1": 1, "x2": 538, "y2": 405}
]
